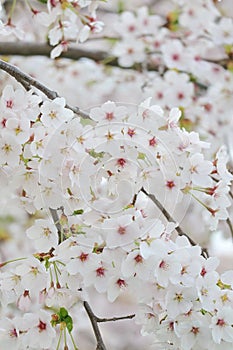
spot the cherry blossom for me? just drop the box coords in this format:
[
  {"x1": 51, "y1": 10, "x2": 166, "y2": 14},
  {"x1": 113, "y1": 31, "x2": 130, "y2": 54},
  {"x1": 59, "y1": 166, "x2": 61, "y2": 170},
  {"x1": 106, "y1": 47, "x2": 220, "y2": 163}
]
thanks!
[
  {"x1": 210, "y1": 307, "x2": 233, "y2": 344},
  {"x1": 17, "y1": 310, "x2": 56, "y2": 349},
  {"x1": 0, "y1": 318, "x2": 20, "y2": 349},
  {"x1": 175, "y1": 313, "x2": 212, "y2": 350},
  {"x1": 40, "y1": 97, "x2": 73, "y2": 127},
  {"x1": 0, "y1": 134, "x2": 21, "y2": 167},
  {"x1": 26, "y1": 219, "x2": 58, "y2": 251},
  {"x1": 161, "y1": 40, "x2": 190, "y2": 71},
  {"x1": 90, "y1": 100, "x2": 128, "y2": 122}
]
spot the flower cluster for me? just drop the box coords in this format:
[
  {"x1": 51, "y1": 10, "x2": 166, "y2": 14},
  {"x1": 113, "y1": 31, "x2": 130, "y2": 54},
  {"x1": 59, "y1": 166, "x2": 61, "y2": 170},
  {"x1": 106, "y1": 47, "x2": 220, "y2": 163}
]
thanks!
[
  {"x1": 0, "y1": 90, "x2": 232, "y2": 348},
  {"x1": 0, "y1": 91, "x2": 231, "y2": 229},
  {"x1": 111, "y1": 2, "x2": 233, "y2": 70},
  {"x1": 0, "y1": 0, "x2": 104, "y2": 58},
  {"x1": 135, "y1": 235, "x2": 233, "y2": 350}
]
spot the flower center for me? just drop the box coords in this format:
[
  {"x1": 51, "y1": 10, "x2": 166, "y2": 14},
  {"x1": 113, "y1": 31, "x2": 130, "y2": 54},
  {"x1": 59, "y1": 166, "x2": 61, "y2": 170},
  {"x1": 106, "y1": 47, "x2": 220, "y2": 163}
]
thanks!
[
  {"x1": 216, "y1": 318, "x2": 225, "y2": 327},
  {"x1": 166, "y1": 180, "x2": 175, "y2": 189},
  {"x1": 96, "y1": 267, "x2": 105, "y2": 277},
  {"x1": 38, "y1": 320, "x2": 47, "y2": 332},
  {"x1": 118, "y1": 226, "x2": 126, "y2": 235}
]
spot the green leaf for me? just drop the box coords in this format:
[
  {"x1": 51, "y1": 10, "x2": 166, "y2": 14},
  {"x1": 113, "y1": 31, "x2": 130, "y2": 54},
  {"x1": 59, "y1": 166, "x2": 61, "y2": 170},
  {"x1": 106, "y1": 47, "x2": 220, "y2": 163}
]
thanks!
[
  {"x1": 217, "y1": 279, "x2": 232, "y2": 290},
  {"x1": 200, "y1": 308, "x2": 207, "y2": 315},
  {"x1": 224, "y1": 44, "x2": 233, "y2": 55},
  {"x1": 88, "y1": 149, "x2": 105, "y2": 158},
  {"x1": 117, "y1": 0, "x2": 124, "y2": 13},
  {"x1": 137, "y1": 152, "x2": 146, "y2": 160},
  {"x1": 59, "y1": 307, "x2": 68, "y2": 319},
  {"x1": 72, "y1": 209, "x2": 84, "y2": 215},
  {"x1": 64, "y1": 316, "x2": 73, "y2": 333},
  {"x1": 44, "y1": 259, "x2": 50, "y2": 270}
]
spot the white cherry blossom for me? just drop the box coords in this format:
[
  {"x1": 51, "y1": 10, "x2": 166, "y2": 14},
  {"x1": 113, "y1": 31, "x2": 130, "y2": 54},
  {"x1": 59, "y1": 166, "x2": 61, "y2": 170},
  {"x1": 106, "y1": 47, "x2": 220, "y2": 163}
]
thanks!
[
  {"x1": 26, "y1": 219, "x2": 58, "y2": 251},
  {"x1": 0, "y1": 134, "x2": 21, "y2": 167},
  {"x1": 210, "y1": 307, "x2": 233, "y2": 344},
  {"x1": 40, "y1": 97, "x2": 73, "y2": 127}
]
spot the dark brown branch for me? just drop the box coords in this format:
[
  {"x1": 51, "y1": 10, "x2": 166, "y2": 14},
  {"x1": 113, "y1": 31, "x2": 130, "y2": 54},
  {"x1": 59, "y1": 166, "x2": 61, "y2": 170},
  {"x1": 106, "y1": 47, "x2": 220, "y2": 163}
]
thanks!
[
  {"x1": 141, "y1": 187, "x2": 209, "y2": 258},
  {"x1": 0, "y1": 41, "x2": 231, "y2": 73},
  {"x1": 0, "y1": 41, "x2": 147, "y2": 71},
  {"x1": 229, "y1": 191, "x2": 233, "y2": 200},
  {"x1": 0, "y1": 58, "x2": 91, "y2": 119},
  {"x1": 83, "y1": 301, "x2": 107, "y2": 350},
  {"x1": 0, "y1": 42, "x2": 109, "y2": 60},
  {"x1": 83, "y1": 301, "x2": 135, "y2": 349}
]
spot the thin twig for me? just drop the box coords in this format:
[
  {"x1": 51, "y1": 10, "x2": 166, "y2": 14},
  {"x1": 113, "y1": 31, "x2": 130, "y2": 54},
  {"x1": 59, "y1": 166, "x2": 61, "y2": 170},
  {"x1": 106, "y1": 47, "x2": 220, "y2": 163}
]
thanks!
[
  {"x1": 83, "y1": 301, "x2": 135, "y2": 349},
  {"x1": 49, "y1": 208, "x2": 62, "y2": 244},
  {"x1": 141, "y1": 187, "x2": 209, "y2": 258},
  {"x1": 96, "y1": 314, "x2": 135, "y2": 323},
  {"x1": 83, "y1": 301, "x2": 107, "y2": 350},
  {"x1": 227, "y1": 217, "x2": 233, "y2": 239},
  {"x1": 0, "y1": 58, "x2": 91, "y2": 119}
]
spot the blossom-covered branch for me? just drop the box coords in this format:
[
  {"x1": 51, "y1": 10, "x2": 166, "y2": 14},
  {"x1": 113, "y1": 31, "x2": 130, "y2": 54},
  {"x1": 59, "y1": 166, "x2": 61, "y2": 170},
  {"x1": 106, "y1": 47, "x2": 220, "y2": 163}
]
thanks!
[{"x1": 0, "y1": 59, "x2": 90, "y2": 119}]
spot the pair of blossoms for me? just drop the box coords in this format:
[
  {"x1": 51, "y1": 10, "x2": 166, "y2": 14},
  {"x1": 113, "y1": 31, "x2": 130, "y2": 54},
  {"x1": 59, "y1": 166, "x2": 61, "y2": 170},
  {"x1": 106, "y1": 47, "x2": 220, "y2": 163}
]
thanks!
[{"x1": 0, "y1": 83, "x2": 233, "y2": 348}]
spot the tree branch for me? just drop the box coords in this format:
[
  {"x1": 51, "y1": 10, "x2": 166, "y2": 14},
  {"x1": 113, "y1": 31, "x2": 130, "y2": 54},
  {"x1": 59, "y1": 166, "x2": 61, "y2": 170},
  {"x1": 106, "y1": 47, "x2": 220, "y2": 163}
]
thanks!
[
  {"x1": 0, "y1": 41, "x2": 120, "y2": 68},
  {"x1": 83, "y1": 301, "x2": 107, "y2": 350},
  {"x1": 0, "y1": 42, "x2": 109, "y2": 61},
  {"x1": 0, "y1": 58, "x2": 91, "y2": 119},
  {"x1": 0, "y1": 41, "x2": 146, "y2": 71},
  {"x1": 96, "y1": 314, "x2": 135, "y2": 323},
  {"x1": 229, "y1": 190, "x2": 233, "y2": 201},
  {"x1": 226, "y1": 217, "x2": 233, "y2": 239},
  {"x1": 0, "y1": 41, "x2": 231, "y2": 72},
  {"x1": 83, "y1": 301, "x2": 135, "y2": 349},
  {"x1": 49, "y1": 208, "x2": 63, "y2": 244},
  {"x1": 141, "y1": 187, "x2": 209, "y2": 258}
]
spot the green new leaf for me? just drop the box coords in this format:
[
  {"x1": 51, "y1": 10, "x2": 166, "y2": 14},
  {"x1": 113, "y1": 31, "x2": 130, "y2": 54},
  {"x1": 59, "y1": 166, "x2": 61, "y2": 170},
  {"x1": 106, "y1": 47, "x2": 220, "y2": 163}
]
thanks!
[
  {"x1": 72, "y1": 209, "x2": 84, "y2": 215},
  {"x1": 117, "y1": 0, "x2": 124, "y2": 13},
  {"x1": 59, "y1": 307, "x2": 68, "y2": 319},
  {"x1": 88, "y1": 149, "x2": 105, "y2": 158},
  {"x1": 64, "y1": 315, "x2": 73, "y2": 333},
  {"x1": 137, "y1": 152, "x2": 146, "y2": 160}
]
